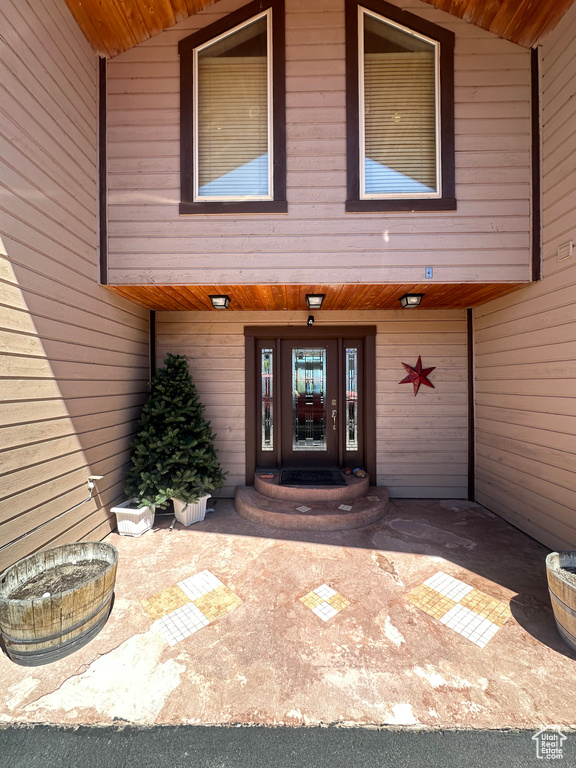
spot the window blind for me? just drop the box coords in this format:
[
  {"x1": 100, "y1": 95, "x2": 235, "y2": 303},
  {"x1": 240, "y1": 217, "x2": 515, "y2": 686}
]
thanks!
[
  {"x1": 363, "y1": 50, "x2": 437, "y2": 196},
  {"x1": 196, "y1": 17, "x2": 269, "y2": 199}
]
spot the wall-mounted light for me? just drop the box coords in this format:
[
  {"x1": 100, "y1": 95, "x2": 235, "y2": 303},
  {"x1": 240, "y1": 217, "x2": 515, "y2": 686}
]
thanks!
[
  {"x1": 399, "y1": 293, "x2": 424, "y2": 309},
  {"x1": 305, "y1": 293, "x2": 325, "y2": 310},
  {"x1": 209, "y1": 294, "x2": 231, "y2": 309},
  {"x1": 307, "y1": 315, "x2": 315, "y2": 326}
]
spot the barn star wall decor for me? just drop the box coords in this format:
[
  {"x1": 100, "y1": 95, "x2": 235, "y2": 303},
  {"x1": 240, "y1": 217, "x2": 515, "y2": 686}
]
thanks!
[{"x1": 399, "y1": 356, "x2": 436, "y2": 396}]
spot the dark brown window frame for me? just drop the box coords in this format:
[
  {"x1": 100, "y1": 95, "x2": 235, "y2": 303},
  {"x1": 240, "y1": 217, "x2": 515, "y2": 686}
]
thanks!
[
  {"x1": 179, "y1": 0, "x2": 287, "y2": 215},
  {"x1": 345, "y1": 0, "x2": 456, "y2": 213}
]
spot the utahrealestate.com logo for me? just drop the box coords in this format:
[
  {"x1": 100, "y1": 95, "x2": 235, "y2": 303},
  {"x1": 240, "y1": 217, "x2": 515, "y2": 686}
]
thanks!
[{"x1": 532, "y1": 726, "x2": 568, "y2": 760}]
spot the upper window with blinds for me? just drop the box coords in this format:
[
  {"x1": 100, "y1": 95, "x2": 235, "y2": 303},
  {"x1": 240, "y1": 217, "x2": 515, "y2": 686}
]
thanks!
[
  {"x1": 345, "y1": 0, "x2": 455, "y2": 212},
  {"x1": 179, "y1": 0, "x2": 286, "y2": 214}
]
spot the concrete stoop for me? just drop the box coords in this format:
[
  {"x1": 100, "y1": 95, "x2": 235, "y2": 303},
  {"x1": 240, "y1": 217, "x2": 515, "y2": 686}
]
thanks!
[{"x1": 234, "y1": 472, "x2": 389, "y2": 531}]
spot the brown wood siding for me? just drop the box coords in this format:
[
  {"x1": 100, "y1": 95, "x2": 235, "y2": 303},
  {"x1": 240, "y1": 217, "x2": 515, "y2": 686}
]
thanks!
[
  {"x1": 473, "y1": 2, "x2": 576, "y2": 551},
  {"x1": 106, "y1": 0, "x2": 532, "y2": 287},
  {"x1": 156, "y1": 309, "x2": 468, "y2": 499},
  {"x1": 0, "y1": 0, "x2": 150, "y2": 571}
]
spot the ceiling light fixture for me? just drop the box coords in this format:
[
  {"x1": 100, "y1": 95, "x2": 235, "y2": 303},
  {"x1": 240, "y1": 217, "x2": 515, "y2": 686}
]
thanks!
[
  {"x1": 399, "y1": 293, "x2": 424, "y2": 309},
  {"x1": 305, "y1": 293, "x2": 325, "y2": 310},
  {"x1": 209, "y1": 294, "x2": 231, "y2": 309}
]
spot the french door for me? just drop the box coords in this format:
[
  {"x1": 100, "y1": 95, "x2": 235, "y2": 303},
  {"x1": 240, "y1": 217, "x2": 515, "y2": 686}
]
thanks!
[{"x1": 247, "y1": 327, "x2": 375, "y2": 475}]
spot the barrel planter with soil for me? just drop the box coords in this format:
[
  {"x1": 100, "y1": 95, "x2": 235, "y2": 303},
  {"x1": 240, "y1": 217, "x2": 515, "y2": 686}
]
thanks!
[
  {"x1": 0, "y1": 541, "x2": 118, "y2": 666},
  {"x1": 546, "y1": 551, "x2": 576, "y2": 653}
]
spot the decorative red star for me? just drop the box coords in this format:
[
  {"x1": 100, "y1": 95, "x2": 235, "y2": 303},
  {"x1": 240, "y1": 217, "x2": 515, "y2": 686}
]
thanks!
[{"x1": 399, "y1": 356, "x2": 436, "y2": 396}]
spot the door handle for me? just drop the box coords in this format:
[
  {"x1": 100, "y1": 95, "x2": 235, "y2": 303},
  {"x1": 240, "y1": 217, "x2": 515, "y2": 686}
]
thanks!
[{"x1": 332, "y1": 409, "x2": 337, "y2": 430}]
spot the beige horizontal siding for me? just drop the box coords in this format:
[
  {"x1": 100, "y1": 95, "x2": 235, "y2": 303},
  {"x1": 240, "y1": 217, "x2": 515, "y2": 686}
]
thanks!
[
  {"x1": 156, "y1": 309, "x2": 468, "y2": 499},
  {"x1": 473, "y1": 2, "x2": 576, "y2": 551},
  {"x1": 0, "y1": 0, "x2": 149, "y2": 570},
  {"x1": 107, "y1": 0, "x2": 531, "y2": 287}
]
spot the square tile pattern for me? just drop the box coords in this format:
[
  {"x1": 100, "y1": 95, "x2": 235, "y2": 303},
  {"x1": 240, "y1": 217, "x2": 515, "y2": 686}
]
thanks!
[
  {"x1": 406, "y1": 571, "x2": 511, "y2": 647},
  {"x1": 338, "y1": 504, "x2": 353, "y2": 512},
  {"x1": 140, "y1": 584, "x2": 192, "y2": 620},
  {"x1": 300, "y1": 583, "x2": 350, "y2": 622},
  {"x1": 142, "y1": 569, "x2": 242, "y2": 647}
]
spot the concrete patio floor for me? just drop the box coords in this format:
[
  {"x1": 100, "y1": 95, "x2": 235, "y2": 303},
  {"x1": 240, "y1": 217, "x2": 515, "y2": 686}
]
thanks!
[{"x1": 1, "y1": 498, "x2": 576, "y2": 730}]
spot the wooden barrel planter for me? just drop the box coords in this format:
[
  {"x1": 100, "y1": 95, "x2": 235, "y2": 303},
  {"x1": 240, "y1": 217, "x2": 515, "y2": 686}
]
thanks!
[
  {"x1": 546, "y1": 551, "x2": 576, "y2": 653},
  {"x1": 0, "y1": 542, "x2": 118, "y2": 667}
]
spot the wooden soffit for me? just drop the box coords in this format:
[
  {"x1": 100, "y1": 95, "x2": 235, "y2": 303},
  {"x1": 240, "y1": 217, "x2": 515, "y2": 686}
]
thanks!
[
  {"x1": 108, "y1": 283, "x2": 526, "y2": 311},
  {"x1": 64, "y1": 0, "x2": 576, "y2": 57},
  {"x1": 418, "y1": 0, "x2": 576, "y2": 48},
  {"x1": 63, "y1": 0, "x2": 222, "y2": 58}
]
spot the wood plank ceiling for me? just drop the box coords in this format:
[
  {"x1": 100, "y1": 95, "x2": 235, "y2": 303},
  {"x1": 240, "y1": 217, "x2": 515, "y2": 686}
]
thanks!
[
  {"x1": 64, "y1": 0, "x2": 576, "y2": 56},
  {"x1": 109, "y1": 283, "x2": 526, "y2": 311},
  {"x1": 64, "y1": 0, "x2": 220, "y2": 57},
  {"x1": 419, "y1": 0, "x2": 576, "y2": 48}
]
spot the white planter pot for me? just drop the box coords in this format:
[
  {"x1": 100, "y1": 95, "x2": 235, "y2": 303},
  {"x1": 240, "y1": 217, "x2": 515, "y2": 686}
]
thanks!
[
  {"x1": 111, "y1": 498, "x2": 155, "y2": 537},
  {"x1": 173, "y1": 495, "x2": 211, "y2": 526}
]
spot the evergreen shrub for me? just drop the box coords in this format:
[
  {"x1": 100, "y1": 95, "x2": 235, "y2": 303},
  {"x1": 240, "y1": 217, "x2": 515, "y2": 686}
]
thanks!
[{"x1": 125, "y1": 353, "x2": 227, "y2": 508}]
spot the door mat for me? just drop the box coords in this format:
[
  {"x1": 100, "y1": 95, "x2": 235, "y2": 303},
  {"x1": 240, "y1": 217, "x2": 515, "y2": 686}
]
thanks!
[{"x1": 280, "y1": 469, "x2": 346, "y2": 486}]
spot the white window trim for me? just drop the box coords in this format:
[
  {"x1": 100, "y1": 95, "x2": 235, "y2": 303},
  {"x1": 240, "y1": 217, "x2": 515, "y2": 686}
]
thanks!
[
  {"x1": 192, "y1": 8, "x2": 274, "y2": 203},
  {"x1": 358, "y1": 5, "x2": 442, "y2": 200}
]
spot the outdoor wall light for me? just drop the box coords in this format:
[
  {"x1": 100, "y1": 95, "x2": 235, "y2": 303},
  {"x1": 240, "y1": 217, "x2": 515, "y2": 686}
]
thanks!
[
  {"x1": 399, "y1": 293, "x2": 424, "y2": 308},
  {"x1": 305, "y1": 293, "x2": 325, "y2": 310},
  {"x1": 307, "y1": 315, "x2": 315, "y2": 326},
  {"x1": 209, "y1": 294, "x2": 231, "y2": 309}
]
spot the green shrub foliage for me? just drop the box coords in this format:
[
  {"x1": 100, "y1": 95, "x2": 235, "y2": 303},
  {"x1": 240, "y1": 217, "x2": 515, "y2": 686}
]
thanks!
[{"x1": 125, "y1": 353, "x2": 227, "y2": 507}]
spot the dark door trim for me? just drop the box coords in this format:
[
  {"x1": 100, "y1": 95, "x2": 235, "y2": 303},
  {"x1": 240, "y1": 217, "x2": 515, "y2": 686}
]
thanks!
[
  {"x1": 531, "y1": 48, "x2": 541, "y2": 282},
  {"x1": 467, "y1": 308, "x2": 475, "y2": 502},
  {"x1": 98, "y1": 56, "x2": 108, "y2": 286},
  {"x1": 244, "y1": 326, "x2": 377, "y2": 484},
  {"x1": 246, "y1": 326, "x2": 377, "y2": 339}
]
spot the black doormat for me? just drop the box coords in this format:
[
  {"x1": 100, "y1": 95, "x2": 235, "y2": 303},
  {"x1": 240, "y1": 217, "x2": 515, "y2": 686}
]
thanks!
[{"x1": 280, "y1": 469, "x2": 346, "y2": 486}]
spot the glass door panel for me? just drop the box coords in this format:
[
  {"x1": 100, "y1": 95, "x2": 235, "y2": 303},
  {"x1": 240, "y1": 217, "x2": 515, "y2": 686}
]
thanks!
[
  {"x1": 291, "y1": 348, "x2": 327, "y2": 451},
  {"x1": 345, "y1": 347, "x2": 359, "y2": 451},
  {"x1": 261, "y1": 347, "x2": 274, "y2": 451}
]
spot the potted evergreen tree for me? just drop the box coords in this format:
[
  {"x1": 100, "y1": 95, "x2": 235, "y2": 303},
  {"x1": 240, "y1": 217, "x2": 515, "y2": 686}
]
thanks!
[{"x1": 125, "y1": 353, "x2": 227, "y2": 526}]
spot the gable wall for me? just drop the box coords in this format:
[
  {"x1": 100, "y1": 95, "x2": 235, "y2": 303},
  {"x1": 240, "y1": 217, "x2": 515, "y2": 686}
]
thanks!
[
  {"x1": 106, "y1": 0, "x2": 532, "y2": 287},
  {"x1": 0, "y1": 0, "x2": 150, "y2": 570},
  {"x1": 473, "y1": 3, "x2": 576, "y2": 550}
]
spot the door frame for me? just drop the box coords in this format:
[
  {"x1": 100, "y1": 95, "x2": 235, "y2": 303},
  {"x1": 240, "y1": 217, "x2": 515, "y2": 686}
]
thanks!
[{"x1": 244, "y1": 325, "x2": 377, "y2": 484}]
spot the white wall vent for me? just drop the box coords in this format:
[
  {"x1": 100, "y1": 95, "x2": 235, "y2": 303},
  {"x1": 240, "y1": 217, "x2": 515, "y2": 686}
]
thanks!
[{"x1": 557, "y1": 241, "x2": 573, "y2": 261}]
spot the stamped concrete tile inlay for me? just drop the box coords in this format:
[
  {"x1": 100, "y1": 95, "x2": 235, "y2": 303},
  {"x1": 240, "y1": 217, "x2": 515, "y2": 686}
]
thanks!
[
  {"x1": 406, "y1": 571, "x2": 511, "y2": 647},
  {"x1": 142, "y1": 570, "x2": 242, "y2": 647},
  {"x1": 194, "y1": 585, "x2": 242, "y2": 621},
  {"x1": 424, "y1": 572, "x2": 474, "y2": 602},
  {"x1": 178, "y1": 570, "x2": 224, "y2": 601},
  {"x1": 141, "y1": 585, "x2": 191, "y2": 620},
  {"x1": 300, "y1": 583, "x2": 351, "y2": 622},
  {"x1": 296, "y1": 505, "x2": 312, "y2": 513},
  {"x1": 155, "y1": 603, "x2": 210, "y2": 647},
  {"x1": 338, "y1": 504, "x2": 353, "y2": 512}
]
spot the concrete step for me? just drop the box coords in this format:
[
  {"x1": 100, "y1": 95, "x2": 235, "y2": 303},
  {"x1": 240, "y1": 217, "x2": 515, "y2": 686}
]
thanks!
[
  {"x1": 234, "y1": 485, "x2": 389, "y2": 532},
  {"x1": 254, "y1": 470, "x2": 369, "y2": 503}
]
